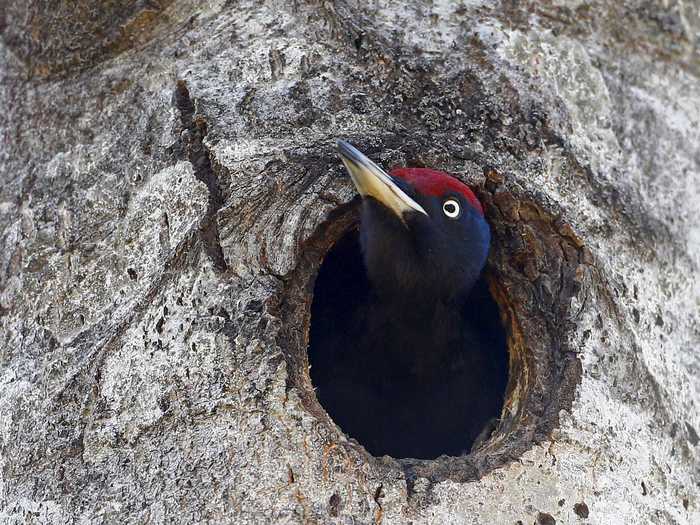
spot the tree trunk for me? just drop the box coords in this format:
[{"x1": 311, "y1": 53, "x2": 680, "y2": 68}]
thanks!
[{"x1": 1, "y1": 1, "x2": 698, "y2": 523}]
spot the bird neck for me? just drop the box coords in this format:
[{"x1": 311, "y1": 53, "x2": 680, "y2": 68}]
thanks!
[
  {"x1": 369, "y1": 290, "x2": 468, "y2": 377},
  {"x1": 372, "y1": 271, "x2": 475, "y2": 310},
  {"x1": 374, "y1": 287, "x2": 467, "y2": 336}
]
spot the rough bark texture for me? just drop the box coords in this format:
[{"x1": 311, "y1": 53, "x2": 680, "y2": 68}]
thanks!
[{"x1": 1, "y1": 1, "x2": 699, "y2": 523}]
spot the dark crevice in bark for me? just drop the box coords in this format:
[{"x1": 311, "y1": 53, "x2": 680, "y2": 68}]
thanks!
[{"x1": 173, "y1": 79, "x2": 228, "y2": 273}]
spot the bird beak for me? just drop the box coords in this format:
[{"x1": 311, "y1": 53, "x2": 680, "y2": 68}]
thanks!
[{"x1": 337, "y1": 140, "x2": 428, "y2": 223}]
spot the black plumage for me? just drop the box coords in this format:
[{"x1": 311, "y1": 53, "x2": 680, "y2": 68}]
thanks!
[{"x1": 308, "y1": 142, "x2": 508, "y2": 459}]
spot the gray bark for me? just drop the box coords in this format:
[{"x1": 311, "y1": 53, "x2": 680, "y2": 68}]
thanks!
[{"x1": 1, "y1": 1, "x2": 699, "y2": 523}]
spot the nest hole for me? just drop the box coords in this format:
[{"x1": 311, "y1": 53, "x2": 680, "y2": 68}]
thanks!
[
  {"x1": 307, "y1": 228, "x2": 509, "y2": 459},
  {"x1": 279, "y1": 188, "x2": 584, "y2": 482}
]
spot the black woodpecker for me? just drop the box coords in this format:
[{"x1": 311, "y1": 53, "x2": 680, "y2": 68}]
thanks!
[{"x1": 308, "y1": 140, "x2": 507, "y2": 459}]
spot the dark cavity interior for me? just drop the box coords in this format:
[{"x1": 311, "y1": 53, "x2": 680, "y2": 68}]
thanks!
[{"x1": 308, "y1": 228, "x2": 508, "y2": 459}]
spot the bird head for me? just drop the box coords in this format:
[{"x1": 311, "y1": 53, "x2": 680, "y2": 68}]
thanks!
[{"x1": 337, "y1": 140, "x2": 490, "y2": 303}]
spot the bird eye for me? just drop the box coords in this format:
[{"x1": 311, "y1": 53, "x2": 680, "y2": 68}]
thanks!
[{"x1": 442, "y1": 199, "x2": 461, "y2": 218}]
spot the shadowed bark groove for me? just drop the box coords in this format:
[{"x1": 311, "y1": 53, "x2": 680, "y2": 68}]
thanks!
[{"x1": 173, "y1": 80, "x2": 228, "y2": 273}]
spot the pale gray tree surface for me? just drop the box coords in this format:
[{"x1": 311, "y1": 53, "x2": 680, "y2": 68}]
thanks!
[{"x1": 1, "y1": 1, "x2": 699, "y2": 523}]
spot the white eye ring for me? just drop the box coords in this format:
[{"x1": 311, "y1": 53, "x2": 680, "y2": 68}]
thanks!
[{"x1": 442, "y1": 199, "x2": 461, "y2": 218}]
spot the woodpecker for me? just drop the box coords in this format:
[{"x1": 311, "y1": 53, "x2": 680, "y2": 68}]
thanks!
[{"x1": 309, "y1": 140, "x2": 507, "y2": 459}]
